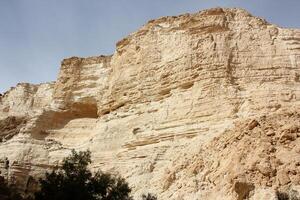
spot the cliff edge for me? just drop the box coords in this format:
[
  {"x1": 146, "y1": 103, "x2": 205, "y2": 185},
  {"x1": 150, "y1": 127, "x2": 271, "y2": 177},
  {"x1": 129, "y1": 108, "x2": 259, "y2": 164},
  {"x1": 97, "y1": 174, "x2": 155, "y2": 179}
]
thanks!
[{"x1": 0, "y1": 8, "x2": 300, "y2": 199}]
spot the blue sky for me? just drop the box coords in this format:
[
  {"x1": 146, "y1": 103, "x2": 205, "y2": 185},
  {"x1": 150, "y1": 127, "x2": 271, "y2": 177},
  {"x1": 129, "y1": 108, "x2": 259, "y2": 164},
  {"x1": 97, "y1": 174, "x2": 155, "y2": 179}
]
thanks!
[{"x1": 0, "y1": 0, "x2": 299, "y2": 93}]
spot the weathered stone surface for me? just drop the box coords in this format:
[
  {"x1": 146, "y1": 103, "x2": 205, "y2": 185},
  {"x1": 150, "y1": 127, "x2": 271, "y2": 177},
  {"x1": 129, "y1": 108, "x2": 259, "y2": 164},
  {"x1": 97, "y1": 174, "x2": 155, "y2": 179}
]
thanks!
[
  {"x1": 0, "y1": 7, "x2": 300, "y2": 199},
  {"x1": 0, "y1": 83, "x2": 54, "y2": 119},
  {"x1": 0, "y1": 116, "x2": 27, "y2": 142}
]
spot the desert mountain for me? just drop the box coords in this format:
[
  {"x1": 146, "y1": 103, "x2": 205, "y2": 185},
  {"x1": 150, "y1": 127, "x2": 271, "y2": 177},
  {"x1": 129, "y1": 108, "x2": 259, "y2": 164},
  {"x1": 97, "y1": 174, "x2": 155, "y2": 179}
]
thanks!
[{"x1": 0, "y1": 8, "x2": 300, "y2": 199}]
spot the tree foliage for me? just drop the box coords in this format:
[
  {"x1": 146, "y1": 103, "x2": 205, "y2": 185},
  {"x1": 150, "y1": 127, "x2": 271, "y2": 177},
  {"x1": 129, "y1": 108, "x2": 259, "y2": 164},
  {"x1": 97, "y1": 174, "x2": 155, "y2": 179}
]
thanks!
[
  {"x1": 35, "y1": 150, "x2": 132, "y2": 200},
  {"x1": 0, "y1": 176, "x2": 24, "y2": 200}
]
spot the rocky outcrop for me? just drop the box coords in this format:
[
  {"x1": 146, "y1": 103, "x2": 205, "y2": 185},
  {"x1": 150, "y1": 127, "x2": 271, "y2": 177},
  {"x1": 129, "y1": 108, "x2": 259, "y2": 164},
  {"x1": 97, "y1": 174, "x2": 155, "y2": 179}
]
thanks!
[
  {"x1": 0, "y1": 116, "x2": 27, "y2": 142},
  {"x1": 0, "y1": 83, "x2": 54, "y2": 119},
  {"x1": 162, "y1": 107, "x2": 300, "y2": 199},
  {"x1": 54, "y1": 55, "x2": 111, "y2": 115},
  {"x1": 0, "y1": 7, "x2": 299, "y2": 199}
]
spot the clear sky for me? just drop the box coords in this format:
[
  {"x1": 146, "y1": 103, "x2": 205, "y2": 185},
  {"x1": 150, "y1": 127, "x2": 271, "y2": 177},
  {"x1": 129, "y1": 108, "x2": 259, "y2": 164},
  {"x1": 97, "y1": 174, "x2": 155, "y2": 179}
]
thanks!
[{"x1": 0, "y1": 0, "x2": 299, "y2": 93}]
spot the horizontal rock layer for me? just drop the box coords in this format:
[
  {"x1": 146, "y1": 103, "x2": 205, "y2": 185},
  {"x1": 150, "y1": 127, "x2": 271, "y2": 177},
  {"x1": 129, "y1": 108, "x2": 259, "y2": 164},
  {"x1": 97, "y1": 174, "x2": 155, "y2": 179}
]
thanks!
[{"x1": 0, "y1": 7, "x2": 300, "y2": 199}]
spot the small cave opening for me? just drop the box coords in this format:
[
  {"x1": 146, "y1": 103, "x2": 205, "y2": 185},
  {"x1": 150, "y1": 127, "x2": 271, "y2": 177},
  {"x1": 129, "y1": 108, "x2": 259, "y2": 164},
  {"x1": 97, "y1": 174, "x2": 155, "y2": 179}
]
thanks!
[
  {"x1": 70, "y1": 102, "x2": 98, "y2": 119},
  {"x1": 31, "y1": 102, "x2": 98, "y2": 140}
]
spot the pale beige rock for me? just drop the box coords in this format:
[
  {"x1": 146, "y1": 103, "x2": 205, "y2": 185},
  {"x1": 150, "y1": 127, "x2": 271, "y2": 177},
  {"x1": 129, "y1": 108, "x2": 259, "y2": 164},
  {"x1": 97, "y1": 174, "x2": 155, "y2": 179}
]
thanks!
[
  {"x1": 0, "y1": 83, "x2": 54, "y2": 119},
  {"x1": 249, "y1": 188, "x2": 277, "y2": 200},
  {"x1": 0, "y1": 7, "x2": 300, "y2": 199}
]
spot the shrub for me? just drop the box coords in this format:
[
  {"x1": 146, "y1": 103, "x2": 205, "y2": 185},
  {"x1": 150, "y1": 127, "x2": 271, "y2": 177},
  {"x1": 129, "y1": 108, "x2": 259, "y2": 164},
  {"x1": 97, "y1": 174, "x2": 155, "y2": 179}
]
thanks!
[
  {"x1": 35, "y1": 150, "x2": 133, "y2": 200},
  {"x1": 276, "y1": 190, "x2": 300, "y2": 200},
  {"x1": 0, "y1": 176, "x2": 24, "y2": 200},
  {"x1": 141, "y1": 193, "x2": 157, "y2": 200}
]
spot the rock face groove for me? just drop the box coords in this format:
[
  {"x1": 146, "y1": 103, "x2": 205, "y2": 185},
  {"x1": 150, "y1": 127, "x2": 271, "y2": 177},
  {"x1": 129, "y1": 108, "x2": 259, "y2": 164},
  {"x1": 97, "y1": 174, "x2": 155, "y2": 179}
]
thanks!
[{"x1": 0, "y1": 8, "x2": 300, "y2": 199}]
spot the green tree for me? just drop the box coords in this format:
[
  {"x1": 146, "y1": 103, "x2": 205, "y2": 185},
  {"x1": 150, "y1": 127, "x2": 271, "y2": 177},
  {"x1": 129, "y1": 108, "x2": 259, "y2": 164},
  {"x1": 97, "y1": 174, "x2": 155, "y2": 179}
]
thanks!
[
  {"x1": 35, "y1": 150, "x2": 132, "y2": 200},
  {"x1": 0, "y1": 176, "x2": 24, "y2": 200}
]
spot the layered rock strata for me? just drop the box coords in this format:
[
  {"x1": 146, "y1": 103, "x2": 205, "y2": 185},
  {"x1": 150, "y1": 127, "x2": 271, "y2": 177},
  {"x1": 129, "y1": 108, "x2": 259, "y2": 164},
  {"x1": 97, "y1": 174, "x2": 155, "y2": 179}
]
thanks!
[{"x1": 0, "y1": 7, "x2": 300, "y2": 199}]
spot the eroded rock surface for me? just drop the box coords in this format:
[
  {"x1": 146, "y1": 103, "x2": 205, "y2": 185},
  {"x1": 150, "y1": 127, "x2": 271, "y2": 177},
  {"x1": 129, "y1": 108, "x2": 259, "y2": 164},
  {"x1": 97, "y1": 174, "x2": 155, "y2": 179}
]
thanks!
[{"x1": 0, "y1": 8, "x2": 300, "y2": 199}]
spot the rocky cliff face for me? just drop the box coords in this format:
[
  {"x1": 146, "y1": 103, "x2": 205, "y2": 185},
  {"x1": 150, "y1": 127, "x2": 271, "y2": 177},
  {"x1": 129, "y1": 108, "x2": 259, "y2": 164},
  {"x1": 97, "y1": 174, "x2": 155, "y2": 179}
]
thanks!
[{"x1": 0, "y1": 8, "x2": 300, "y2": 199}]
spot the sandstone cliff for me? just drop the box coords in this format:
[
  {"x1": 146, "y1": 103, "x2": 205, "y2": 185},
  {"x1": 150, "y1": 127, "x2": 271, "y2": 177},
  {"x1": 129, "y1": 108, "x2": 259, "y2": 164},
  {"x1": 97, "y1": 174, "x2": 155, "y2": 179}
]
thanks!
[{"x1": 0, "y1": 7, "x2": 300, "y2": 199}]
